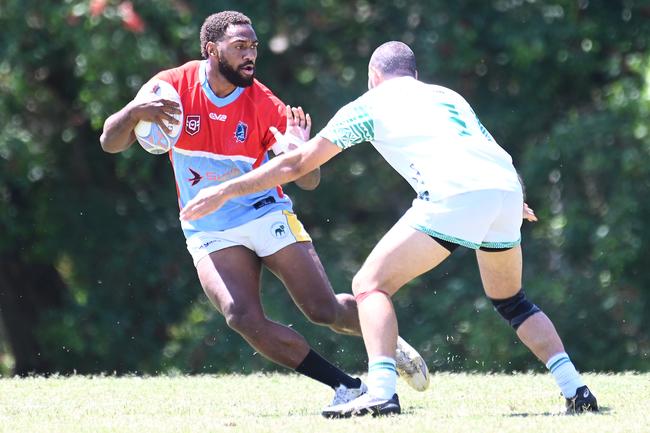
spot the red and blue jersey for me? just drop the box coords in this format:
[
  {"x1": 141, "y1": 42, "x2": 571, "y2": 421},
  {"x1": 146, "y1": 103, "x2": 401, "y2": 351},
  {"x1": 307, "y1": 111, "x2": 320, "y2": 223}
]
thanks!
[{"x1": 155, "y1": 60, "x2": 293, "y2": 237}]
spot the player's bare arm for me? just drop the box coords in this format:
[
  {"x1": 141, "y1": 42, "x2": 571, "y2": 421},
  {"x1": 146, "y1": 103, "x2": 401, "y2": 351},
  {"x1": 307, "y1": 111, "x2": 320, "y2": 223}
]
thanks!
[
  {"x1": 278, "y1": 105, "x2": 321, "y2": 190},
  {"x1": 180, "y1": 133, "x2": 340, "y2": 221},
  {"x1": 100, "y1": 96, "x2": 181, "y2": 153},
  {"x1": 516, "y1": 171, "x2": 538, "y2": 222},
  {"x1": 523, "y1": 202, "x2": 537, "y2": 222}
]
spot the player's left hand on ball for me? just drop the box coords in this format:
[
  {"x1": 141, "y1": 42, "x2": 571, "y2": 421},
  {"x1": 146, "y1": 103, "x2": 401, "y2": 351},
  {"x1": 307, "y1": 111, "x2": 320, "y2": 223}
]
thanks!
[
  {"x1": 523, "y1": 202, "x2": 538, "y2": 222},
  {"x1": 180, "y1": 186, "x2": 229, "y2": 221}
]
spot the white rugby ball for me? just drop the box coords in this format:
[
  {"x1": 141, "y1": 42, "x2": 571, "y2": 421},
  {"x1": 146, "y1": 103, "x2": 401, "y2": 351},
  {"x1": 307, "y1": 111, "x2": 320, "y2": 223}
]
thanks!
[{"x1": 133, "y1": 79, "x2": 183, "y2": 154}]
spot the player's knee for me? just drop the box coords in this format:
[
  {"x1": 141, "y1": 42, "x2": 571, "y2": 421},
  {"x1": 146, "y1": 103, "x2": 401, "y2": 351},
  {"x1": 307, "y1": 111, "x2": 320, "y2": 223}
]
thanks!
[
  {"x1": 489, "y1": 288, "x2": 541, "y2": 330},
  {"x1": 351, "y1": 269, "x2": 378, "y2": 296},
  {"x1": 336, "y1": 293, "x2": 357, "y2": 312},
  {"x1": 303, "y1": 302, "x2": 337, "y2": 326},
  {"x1": 223, "y1": 304, "x2": 264, "y2": 335}
]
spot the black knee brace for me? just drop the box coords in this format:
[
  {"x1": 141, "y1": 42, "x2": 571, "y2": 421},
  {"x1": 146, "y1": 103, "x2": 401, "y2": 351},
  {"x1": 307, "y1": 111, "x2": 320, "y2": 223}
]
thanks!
[{"x1": 490, "y1": 289, "x2": 541, "y2": 330}]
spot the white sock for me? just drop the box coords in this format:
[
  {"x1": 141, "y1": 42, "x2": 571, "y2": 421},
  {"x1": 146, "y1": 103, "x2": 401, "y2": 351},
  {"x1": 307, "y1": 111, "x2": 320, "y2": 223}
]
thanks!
[
  {"x1": 546, "y1": 352, "x2": 585, "y2": 398},
  {"x1": 367, "y1": 356, "x2": 397, "y2": 400}
]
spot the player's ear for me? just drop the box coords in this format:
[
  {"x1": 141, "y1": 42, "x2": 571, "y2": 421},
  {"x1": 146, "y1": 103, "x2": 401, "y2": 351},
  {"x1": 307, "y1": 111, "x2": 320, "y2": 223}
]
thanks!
[
  {"x1": 368, "y1": 66, "x2": 381, "y2": 89},
  {"x1": 205, "y1": 41, "x2": 218, "y2": 58}
]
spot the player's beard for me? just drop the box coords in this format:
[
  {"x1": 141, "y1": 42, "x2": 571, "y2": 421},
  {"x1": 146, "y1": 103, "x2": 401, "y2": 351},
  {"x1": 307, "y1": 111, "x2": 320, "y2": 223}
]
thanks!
[{"x1": 218, "y1": 57, "x2": 255, "y2": 88}]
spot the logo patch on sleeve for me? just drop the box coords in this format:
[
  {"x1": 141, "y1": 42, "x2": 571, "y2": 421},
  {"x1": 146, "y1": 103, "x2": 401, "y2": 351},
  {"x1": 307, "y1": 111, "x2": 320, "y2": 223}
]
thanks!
[{"x1": 234, "y1": 121, "x2": 248, "y2": 143}]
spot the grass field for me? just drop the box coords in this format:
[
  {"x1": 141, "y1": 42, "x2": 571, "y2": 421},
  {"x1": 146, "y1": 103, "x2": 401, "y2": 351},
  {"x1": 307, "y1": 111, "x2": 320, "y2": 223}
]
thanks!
[{"x1": 0, "y1": 372, "x2": 647, "y2": 433}]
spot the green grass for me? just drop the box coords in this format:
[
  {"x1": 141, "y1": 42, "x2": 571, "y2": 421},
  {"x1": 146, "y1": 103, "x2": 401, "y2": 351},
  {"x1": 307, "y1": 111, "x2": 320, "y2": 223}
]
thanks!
[{"x1": 0, "y1": 372, "x2": 647, "y2": 433}]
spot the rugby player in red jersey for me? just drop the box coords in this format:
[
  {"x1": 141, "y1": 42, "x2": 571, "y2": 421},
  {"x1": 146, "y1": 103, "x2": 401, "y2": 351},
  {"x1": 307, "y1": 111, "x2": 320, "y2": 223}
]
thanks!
[{"x1": 100, "y1": 11, "x2": 428, "y2": 408}]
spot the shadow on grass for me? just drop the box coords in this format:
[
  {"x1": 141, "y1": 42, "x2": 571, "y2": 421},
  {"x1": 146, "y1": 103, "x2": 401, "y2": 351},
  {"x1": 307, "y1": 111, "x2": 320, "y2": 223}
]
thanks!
[{"x1": 507, "y1": 406, "x2": 611, "y2": 417}]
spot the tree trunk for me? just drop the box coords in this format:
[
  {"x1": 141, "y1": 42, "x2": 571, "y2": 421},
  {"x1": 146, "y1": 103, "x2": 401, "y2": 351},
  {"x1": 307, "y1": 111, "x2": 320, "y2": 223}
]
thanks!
[{"x1": 0, "y1": 254, "x2": 66, "y2": 375}]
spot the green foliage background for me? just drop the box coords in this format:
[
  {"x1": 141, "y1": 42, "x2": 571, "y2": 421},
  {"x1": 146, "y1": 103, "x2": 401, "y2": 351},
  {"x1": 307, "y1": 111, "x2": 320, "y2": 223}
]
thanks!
[{"x1": 0, "y1": 0, "x2": 649, "y2": 375}]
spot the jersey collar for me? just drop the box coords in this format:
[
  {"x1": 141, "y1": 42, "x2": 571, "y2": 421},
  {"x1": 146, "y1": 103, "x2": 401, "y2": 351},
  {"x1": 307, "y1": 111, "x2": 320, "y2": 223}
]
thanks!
[{"x1": 199, "y1": 60, "x2": 244, "y2": 108}]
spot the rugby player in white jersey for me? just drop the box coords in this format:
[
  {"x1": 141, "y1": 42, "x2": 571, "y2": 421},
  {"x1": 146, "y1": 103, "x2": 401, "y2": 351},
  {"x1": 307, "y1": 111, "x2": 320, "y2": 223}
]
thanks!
[{"x1": 180, "y1": 41, "x2": 598, "y2": 417}]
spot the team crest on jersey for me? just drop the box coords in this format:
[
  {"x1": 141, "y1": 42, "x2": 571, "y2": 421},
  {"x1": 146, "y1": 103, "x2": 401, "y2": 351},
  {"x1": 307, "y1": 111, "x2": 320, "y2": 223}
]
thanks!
[
  {"x1": 185, "y1": 115, "x2": 201, "y2": 136},
  {"x1": 234, "y1": 121, "x2": 248, "y2": 143}
]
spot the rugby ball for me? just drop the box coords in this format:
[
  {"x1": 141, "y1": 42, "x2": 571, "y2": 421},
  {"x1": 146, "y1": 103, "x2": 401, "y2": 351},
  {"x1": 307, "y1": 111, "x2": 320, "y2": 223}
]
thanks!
[{"x1": 133, "y1": 79, "x2": 183, "y2": 154}]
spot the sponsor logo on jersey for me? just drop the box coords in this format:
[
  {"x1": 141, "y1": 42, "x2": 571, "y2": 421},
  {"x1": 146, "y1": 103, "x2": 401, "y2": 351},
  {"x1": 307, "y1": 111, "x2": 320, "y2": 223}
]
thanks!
[
  {"x1": 253, "y1": 197, "x2": 276, "y2": 209},
  {"x1": 235, "y1": 121, "x2": 248, "y2": 143},
  {"x1": 186, "y1": 167, "x2": 242, "y2": 185},
  {"x1": 185, "y1": 115, "x2": 201, "y2": 136},
  {"x1": 209, "y1": 113, "x2": 227, "y2": 121},
  {"x1": 188, "y1": 168, "x2": 203, "y2": 186}
]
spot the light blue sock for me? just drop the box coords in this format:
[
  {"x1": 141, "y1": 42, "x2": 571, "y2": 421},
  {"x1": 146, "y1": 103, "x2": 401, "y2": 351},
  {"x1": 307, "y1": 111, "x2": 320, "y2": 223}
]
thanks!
[
  {"x1": 367, "y1": 356, "x2": 397, "y2": 400},
  {"x1": 546, "y1": 352, "x2": 585, "y2": 398}
]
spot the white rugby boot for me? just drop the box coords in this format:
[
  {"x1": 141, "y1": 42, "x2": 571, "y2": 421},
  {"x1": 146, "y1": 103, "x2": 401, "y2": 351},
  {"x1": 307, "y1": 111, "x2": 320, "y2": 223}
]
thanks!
[
  {"x1": 395, "y1": 336, "x2": 430, "y2": 391},
  {"x1": 323, "y1": 392, "x2": 401, "y2": 418},
  {"x1": 330, "y1": 381, "x2": 368, "y2": 405}
]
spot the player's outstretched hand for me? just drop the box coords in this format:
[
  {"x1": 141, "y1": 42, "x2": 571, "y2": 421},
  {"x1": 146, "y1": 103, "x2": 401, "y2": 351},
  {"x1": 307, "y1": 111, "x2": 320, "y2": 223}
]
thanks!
[
  {"x1": 270, "y1": 105, "x2": 311, "y2": 153},
  {"x1": 523, "y1": 202, "x2": 538, "y2": 222},
  {"x1": 286, "y1": 104, "x2": 311, "y2": 142},
  {"x1": 180, "y1": 185, "x2": 230, "y2": 221}
]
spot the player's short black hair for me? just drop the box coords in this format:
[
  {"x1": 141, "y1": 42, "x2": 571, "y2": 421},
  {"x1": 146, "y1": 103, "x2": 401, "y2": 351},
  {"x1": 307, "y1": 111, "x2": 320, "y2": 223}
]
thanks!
[
  {"x1": 369, "y1": 41, "x2": 417, "y2": 77},
  {"x1": 200, "y1": 11, "x2": 252, "y2": 59}
]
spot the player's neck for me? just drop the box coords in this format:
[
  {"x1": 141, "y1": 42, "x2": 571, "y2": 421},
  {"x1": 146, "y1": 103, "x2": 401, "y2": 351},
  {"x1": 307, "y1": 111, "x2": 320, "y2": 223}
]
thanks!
[{"x1": 205, "y1": 62, "x2": 238, "y2": 97}]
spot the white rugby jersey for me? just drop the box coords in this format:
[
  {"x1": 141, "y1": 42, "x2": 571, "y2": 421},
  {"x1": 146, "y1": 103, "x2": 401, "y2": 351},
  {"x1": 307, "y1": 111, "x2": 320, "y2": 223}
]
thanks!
[{"x1": 318, "y1": 76, "x2": 521, "y2": 201}]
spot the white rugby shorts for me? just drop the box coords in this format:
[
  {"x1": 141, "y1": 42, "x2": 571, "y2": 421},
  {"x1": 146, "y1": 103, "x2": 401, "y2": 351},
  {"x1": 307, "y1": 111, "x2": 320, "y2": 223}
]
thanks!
[
  {"x1": 402, "y1": 189, "x2": 523, "y2": 249},
  {"x1": 186, "y1": 210, "x2": 311, "y2": 265}
]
